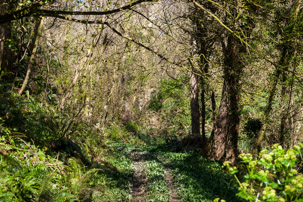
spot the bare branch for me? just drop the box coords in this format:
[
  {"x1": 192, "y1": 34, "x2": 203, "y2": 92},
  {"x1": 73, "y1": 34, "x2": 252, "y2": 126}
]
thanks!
[{"x1": 0, "y1": 0, "x2": 156, "y2": 24}]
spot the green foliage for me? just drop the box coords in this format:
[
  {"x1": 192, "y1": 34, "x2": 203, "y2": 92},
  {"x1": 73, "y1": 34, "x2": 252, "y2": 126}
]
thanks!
[
  {"x1": 0, "y1": 135, "x2": 70, "y2": 201},
  {"x1": 105, "y1": 123, "x2": 127, "y2": 141},
  {"x1": 224, "y1": 144, "x2": 303, "y2": 202},
  {"x1": 149, "y1": 93, "x2": 163, "y2": 112},
  {"x1": 145, "y1": 159, "x2": 170, "y2": 201},
  {"x1": 147, "y1": 77, "x2": 191, "y2": 137},
  {"x1": 148, "y1": 77, "x2": 187, "y2": 112},
  {"x1": 0, "y1": 134, "x2": 136, "y2": 201},
  {"x1": 124, "y1": 121, "x2": 140, "y2": 134},
  {"x1": 0, "y1": 92, "x2": 63, "y2": 145},
  {"x1": 157, "y1": 150, "x2": 242, "y2": 202}
]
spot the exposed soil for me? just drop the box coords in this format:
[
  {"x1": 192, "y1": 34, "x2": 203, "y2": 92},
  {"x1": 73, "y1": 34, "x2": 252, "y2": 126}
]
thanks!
[
  {"x1": 130, "y1": 149, "x2": 180, "y2": 202},
  {"x1": 164, "y1": 168, "x2": 180, "y2": 202},
  {"x1": 131, "y1": 151, "x2": 148, "y2": 202}
]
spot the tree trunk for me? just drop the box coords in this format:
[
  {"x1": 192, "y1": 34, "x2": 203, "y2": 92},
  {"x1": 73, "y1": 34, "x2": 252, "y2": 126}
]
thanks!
[
  {"x1": 19, "y1": 17, "x2": 44, "y2": 95},
  {"x1": 254, "y1": 48, "x2": 295, "y2": 151},
  {"x1": 198, "y1": 43, "x2": 209, "y2": 144},
  {"x1": 254, "y1": 65, "x2": 281, "y2": 153},
  {"x1": 190, "y1": 67, "x2": 200, "y2": 136},
  {"x1": 201, "y1": 76, "x2": 206, "y2": 140},
  {"x1": 279, "y1": 69, "x2": 288, "y2": 146},
  {"x1": 255, "y1": 0, "x2": 301, "y2": 151},
  {"x1": 0, "y1": 2, "x2": 13, "y2": 78},
  {"x1": 210, "y1": 36, "x2": 244, "y2": 165},
  {"x1": 279, "y1": 53, "x2": 296, "y2": 148},
  {"x1": 190, "y1": 5, "x2": 213, "y2": 142}
]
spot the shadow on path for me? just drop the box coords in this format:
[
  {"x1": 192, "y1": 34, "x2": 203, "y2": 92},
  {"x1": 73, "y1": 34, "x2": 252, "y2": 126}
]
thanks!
[
  {"x1": 109, "y1": 142, "x2": 243, "y2": 202},
  {"x1": 154, "y1": 144, "x2": 244, "y2": 202}
]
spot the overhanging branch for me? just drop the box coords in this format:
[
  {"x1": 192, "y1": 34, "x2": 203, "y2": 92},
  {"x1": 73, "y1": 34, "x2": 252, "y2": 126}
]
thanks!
[{"x1": 0, "y1": 0, "x2": 156, "y2": 24}]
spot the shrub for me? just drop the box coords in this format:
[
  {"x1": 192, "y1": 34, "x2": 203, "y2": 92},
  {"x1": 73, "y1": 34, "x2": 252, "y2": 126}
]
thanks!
[
  {"x1": 224, "y1": 144, "x2": 303, "y2": 202},
  {"x1": 124, "y1": 121, "x2": 140, "y2": 134},
  {"x1": 0, "y1": 134, "x2": 100, "y2": 201},
  {"x1": 243, "y1": 118, "x2": 263, "y2": 139}
]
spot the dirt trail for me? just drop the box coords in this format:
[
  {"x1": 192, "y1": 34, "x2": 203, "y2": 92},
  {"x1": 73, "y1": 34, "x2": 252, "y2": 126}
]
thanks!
[
  {"x1": 131, "y1": 151, "x2": 148, "y2": 202},
  {"x1": 158, "y1": 154, "x2": 180, "y2": 202},
  {"x1": 164, "y1": 168, "x2": 180, "y2": 202},
  {"x1": 130, "y1": 148, "x2": 180, "y2": 202}
]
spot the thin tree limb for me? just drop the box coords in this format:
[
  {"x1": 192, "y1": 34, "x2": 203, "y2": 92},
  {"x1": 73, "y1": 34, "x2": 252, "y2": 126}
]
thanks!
[
  {"x1": 51, "y1": 15, "x2": 182, "y2": 67},
  {"x1": 0, "y1": 0, "x2": 156, "y2": 24},
  {"x1": 19, "y1": 17, "x2": 44, "y2": 95}
]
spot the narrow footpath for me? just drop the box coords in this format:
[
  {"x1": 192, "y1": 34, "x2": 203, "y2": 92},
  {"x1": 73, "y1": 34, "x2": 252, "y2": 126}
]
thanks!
[
  {"x1": 129, "y1": 148, "x2": 180, "y2": 202},
  {"x1": 131, "y1": 150, "x2": 148, "y2": 202},
  {"x1": 164, "y1": 167, "x2": 180, "y2": 202}
]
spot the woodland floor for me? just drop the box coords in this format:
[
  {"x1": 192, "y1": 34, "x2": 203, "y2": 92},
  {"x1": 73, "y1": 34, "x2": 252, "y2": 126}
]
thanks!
[
  {"x1": 129, "y1": 147, "x2": 180, "y2": 202},
  {"x1": 108, "y1": 142, "x2": 244, "y2": 202}
]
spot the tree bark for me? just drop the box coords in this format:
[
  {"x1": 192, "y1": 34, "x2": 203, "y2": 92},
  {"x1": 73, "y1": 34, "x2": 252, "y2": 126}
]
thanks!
[
  {"x1": 0, "y1": 0, "x2": 155, "y2": 24},
  {"x1": 190, "y1": 4, "x2": 213, "y2": 143},
  {"x1": 211, "y1": 36, "x2": 245, "y2": 165},
  {"x1": 19, "y1": 17, "x2": 44, "y2": 95},
  {"x1": 209, "y1": 91, "x2": 216, "y2": 143},
  {"x1": 0, "y1": 2, "x2": 13, "y2": 79},
  {"x1": 279, "y1": 52, "x2": 296, "y2": 148},
  {"x1": 254, "y1": 66, "x2": 280, "y2": 153},
  {"x1": 190, "y1": 67, "x2": 200, "y2": 136},
  {"x1": 197, "y1": 36, "x2": 209, "y2": 144},
  {"x1": 278, "y1": 0, "x2": 301, "y2": 147},
  {"x1": 201, "y1": 75, "x2": 206, "y2": 139},
  {"x1": 254, "y1": 1, "x2": 299, "y2": 149}
]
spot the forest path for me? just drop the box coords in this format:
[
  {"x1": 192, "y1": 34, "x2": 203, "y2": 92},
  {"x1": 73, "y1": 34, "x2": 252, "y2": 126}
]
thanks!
[
  {"x1": 163, "y1": 165, "x2": 180, "y2": 202},
  {"x1": 110, "y1": 142, "x2": 242, "y2": 202},
  {"x1": 128, "y1": 146, "x2": 180, "y2": 202},
  {"x1": 130, "y1": 150, "x2": 148, "y2": 202}
]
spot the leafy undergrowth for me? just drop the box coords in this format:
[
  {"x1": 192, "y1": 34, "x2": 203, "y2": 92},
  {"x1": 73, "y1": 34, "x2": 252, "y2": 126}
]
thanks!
[
  {"x1": 0, "y1": 133, "x2": 244, "y2": 202},
  {"x1": 145, "y1": 154, "x2": 170, "y2": 201},
  {"x1": 114, "y1": 143, "x2": 243, "y2": 202},
  {"x1": 0, "y1": 136, "x2": 134, "y2": 202},
  {"x1": 90, "y1": 144, "x2": 134, "y2": 201},
  {"x1": 155, "y1": 146, "x2": 244, "y2": 202}
]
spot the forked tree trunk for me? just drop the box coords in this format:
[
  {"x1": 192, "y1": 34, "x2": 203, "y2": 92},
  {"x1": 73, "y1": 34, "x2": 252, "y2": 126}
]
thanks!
[{"x1": 211, "y1": 36, "x2": 245, "y2": 165}]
